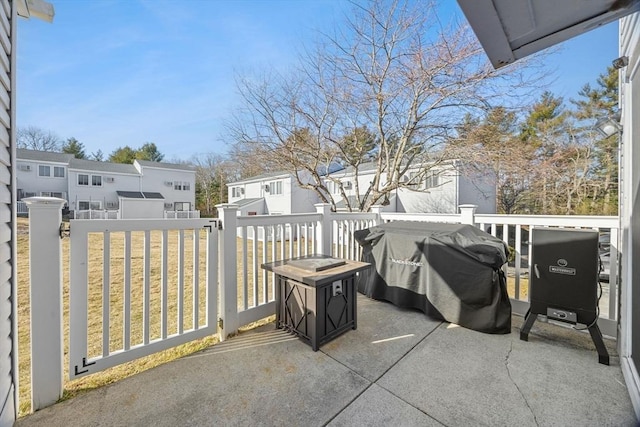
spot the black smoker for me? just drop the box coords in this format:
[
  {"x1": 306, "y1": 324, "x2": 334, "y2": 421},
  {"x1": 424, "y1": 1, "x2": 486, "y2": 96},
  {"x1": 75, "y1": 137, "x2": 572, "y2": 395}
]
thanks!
[{"x1": 520, "y1": 227, "x2": 609, "y2": 365}]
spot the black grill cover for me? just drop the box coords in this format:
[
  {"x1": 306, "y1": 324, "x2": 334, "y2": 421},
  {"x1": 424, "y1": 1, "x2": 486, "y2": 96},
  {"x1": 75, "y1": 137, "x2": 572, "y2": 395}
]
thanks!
[{"x1": 355, "y1": 221, "x2": 511, "y2": 334}]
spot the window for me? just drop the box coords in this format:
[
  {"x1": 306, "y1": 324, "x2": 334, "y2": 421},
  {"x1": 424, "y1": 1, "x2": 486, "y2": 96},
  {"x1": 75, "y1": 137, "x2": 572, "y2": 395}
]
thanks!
[
  {"x1": 173, "y1": 181, "x2": 191, "y2": 191},
  {"x1": 54, "y1": 166, "x2": 65, "y2": 178},
  {"x1": 328, "y1": 181, "x2": 341, "y2": 195},
  {"x1": 232, "y1": 187, "x2": 243, "y2": 198},
  {"x1": 38, "y1": 165, "x2": 50, "y2": 177},
  {"x1": 425, "y1": 171, "x2": 440, "y2": 189},
  {"x1": 407, "y1": 172, "x2": 422, "y2": 188},
  {"x1": 78, "y1": 201, "x2": 101, "y2": 210},
  {"x1": 92, "y1": 175, "x2": 102, "y2": 186},
  {"x1": 268, "y1": 180, "x2": 283, "y2": 195},
  {"x1": 175, "y1": 202, "x2": 190, "y2": 211},
  {"x1": 78, "y1": 174, "x2": 89, "y2": 186}
]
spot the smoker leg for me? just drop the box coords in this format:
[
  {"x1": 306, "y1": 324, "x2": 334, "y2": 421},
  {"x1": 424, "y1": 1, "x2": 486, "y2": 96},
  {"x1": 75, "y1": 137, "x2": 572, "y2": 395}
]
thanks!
[
  {"x1": 588, "y1": 323, "x2": 610, "y2": 366},
  {"x1": 520, "y1": 310, "x2": 537, "y2": 341}
]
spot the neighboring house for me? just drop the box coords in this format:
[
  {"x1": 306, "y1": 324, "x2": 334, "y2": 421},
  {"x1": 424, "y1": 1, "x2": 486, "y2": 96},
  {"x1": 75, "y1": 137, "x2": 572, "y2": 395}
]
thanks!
[
  {"x1": 325, "y1": 160, "x2": 496, "y2": 214},
  {"x1": 227, "y1": 171, "x2": 321, "y2": 216},
  {"x1": 228, "y1": 161, "x2": 496, "y2": 215},
  {"x1": 16, "y1": 148, "x2": 196, "y2": 219}
]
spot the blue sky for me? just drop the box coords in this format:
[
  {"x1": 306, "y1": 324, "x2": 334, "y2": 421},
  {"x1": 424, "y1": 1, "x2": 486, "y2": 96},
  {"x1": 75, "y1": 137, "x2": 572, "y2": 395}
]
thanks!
[{"x1": 17, "y1": 0, "x2": 619, "y2": 162}]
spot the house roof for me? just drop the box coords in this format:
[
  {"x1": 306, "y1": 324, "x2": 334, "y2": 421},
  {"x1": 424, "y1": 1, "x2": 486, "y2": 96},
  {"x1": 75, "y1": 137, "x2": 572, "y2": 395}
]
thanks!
[
  {"x1": 116, "y1": 191, "x2": 165, "y2": 199},
  {"x1": 70, "y1": 158, "x2": 139, "y2": 174},
  {"x1": 233, "y1": 198, "x2": 263, "y2": 207},
  {"x1": 17, "y1": 148, "x2": 74, "y2": 163},
  {"x1": 456, "y1": 0, "x2": 640, "y2": 69},
  {"x1": 228, "y1": 171, "x2": 292, "y2": 185},
  {"x1": 16, "y1": 148, "x2": 192, "y2": 175},
  {"x1": 328, "y1": 160, "x2": 456, "y2": 178},
  {"x1": 135, "y1": 159, "x2": 195, "y2": 172}
]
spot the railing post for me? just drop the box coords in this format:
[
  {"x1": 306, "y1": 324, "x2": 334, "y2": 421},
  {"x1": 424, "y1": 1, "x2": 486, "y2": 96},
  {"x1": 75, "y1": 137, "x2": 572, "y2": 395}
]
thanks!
[
  {"x1": 459, "y1": 204, "x2": 478, "y2": 226},
  {"x1": 315, "y1": 203, "x2": 332, "y2": 256},
  {"x1": 370, "y1": 205, "x2": 384, "y2": 225},
  {"x1": 24, "y1": 197, "x2": 66, "y2": 410},
  {"x1": 216, "y1": 204, "x2": 239, "y2": 340}
]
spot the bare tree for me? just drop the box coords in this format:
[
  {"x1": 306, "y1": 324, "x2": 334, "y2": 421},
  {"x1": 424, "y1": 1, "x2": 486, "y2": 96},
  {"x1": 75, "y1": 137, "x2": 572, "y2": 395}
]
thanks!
[
  {"x1": 228, "y1": 0, "x2": 546, "y2": 211},
  {"x1": 17, "y1": 126, "x2": 61, "y2": 151},
  {"x1": 191, "y1": 153, "x2": 234, "y2": 216}
]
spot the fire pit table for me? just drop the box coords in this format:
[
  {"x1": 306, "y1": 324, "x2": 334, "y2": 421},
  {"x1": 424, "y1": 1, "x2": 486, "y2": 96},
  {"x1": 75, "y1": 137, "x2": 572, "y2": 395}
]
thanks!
[{"x1": 262, "y1": 255, "x2": 370, "y2": 351}]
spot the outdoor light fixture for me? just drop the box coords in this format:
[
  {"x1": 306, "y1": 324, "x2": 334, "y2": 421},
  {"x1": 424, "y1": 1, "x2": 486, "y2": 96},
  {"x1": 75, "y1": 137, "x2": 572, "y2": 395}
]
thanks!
[
  {"x1": 595, "y1": 114, "x2": 623, "y2": 138},
  {"x1": 613, "y1": 55, "x2": 629, "y2": 69}
]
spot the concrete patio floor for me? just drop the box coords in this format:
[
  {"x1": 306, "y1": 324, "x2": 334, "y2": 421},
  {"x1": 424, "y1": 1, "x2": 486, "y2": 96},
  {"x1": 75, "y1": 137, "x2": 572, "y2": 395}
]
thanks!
[{"x1": 17, "y1": 295, "x2": 636, "y2": 426}]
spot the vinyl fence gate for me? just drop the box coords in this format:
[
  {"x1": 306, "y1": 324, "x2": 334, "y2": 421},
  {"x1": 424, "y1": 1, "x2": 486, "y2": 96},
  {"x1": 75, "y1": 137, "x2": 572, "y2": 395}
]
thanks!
[{"x1": 68, "y1": 218, "x2": 220, "y2": 379}]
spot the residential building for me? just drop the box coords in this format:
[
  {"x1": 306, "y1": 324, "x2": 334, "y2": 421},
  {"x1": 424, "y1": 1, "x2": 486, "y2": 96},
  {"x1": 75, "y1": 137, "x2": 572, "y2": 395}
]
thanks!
[
  {"x1": 325, "y1": 160, "x2": 496, "y2": 213},
  {"x1": 16, "y1": 148, "x2": 196, "y2": 218},
  {"x1": 227, "y1": 170, "x2": 321, "y2": 216},
  {"x1": 228, "y1": 161, "x2": 496, "y2": 215}
]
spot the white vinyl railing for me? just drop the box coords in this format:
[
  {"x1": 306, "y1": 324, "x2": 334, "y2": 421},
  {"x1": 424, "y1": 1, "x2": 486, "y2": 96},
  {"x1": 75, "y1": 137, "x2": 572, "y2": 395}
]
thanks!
[
  {"x1": 16, "y1": 200, "x2": 28, "y2": 214},
  {"x1": 164, "y1": 210, "x2": 201, "y2": 219},
  {"x1": 68, "y1": 218, "x2": 220, "y2": 380},
  {"x1": 71, "y1": 209, "x2": 119, "y2": 219},
  {"x1": 233, "y1": 211, "x2": 321, "y2": 326},
  {"x1": 24, "y1": 199, "x2": 621, "y2": 411}
]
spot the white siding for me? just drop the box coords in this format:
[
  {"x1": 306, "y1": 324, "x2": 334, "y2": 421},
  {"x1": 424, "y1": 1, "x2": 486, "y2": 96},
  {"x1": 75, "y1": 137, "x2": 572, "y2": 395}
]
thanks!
[
  {"x1": 620, "y1": 12, "x2": 640, "y2": 417},
  {"x1": 0, "y1": 0, "x2": 15, "y2": 423},
  {"x1": 137, "y1": 163, "x2": 195, "y2": 210},
  {"x1": 68, "y1": 169, "x2": 140, "y2": 211}
]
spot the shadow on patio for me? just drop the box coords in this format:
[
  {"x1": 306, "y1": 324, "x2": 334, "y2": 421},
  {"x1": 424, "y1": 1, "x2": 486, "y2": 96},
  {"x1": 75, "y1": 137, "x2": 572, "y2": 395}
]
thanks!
[{"x1": 16, "y1": 295, "x2": 635, "y2": 426}]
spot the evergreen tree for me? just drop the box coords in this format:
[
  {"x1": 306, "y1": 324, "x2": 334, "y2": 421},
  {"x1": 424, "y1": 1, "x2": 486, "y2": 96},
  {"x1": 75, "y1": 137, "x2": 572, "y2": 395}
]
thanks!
[{"x1": 61, "y1": 137, "x2": 86, "y2": 159}]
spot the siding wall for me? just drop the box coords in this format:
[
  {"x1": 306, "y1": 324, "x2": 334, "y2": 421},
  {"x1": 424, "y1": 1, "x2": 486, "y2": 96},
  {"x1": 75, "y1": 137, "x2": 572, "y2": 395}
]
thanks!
[
  {"x1": 620, "y1": 11, "x2": 640, "y2": 416},
  {"x1": 0, "y1": 0, "x2": 15, "y2": 424}
]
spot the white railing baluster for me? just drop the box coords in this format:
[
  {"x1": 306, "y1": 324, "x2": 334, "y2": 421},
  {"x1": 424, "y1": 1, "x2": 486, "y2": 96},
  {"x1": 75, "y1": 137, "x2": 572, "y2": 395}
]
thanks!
[
  {"x1": 193, "y1": 228, "x2": 200, "y2": 330},
  {"x1": 161, "y1": 229, "x2": 168, "y2": 340},
  {"x1": 262, "y1": 226, "x2": 268, "y2": 304},
  {"x1": 143, "y1": 230, "x2": 151, "y2": 345},
  {"x1": 252, "y1": 226, "x2": 259, "y2": 308},
  {"x1": 280, "y1": 224, "x2": 285, "y2": 260},
  {"x1": 103, "y1": 231, "x2": 111, "y2": 356},
  {"x1": 178, "y1": 230, "x2": 185, "y2": 335},
  {"x1": 242, "y1": 227, "x2": 248, "y2": 310},
  {"x1": 123, "y1": 231, "x2": 131, "y2": 351}
]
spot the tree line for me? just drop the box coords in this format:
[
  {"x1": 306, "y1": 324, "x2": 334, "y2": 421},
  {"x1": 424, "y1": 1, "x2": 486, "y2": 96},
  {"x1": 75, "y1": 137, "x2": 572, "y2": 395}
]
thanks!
[{"x1": 17, "y1": 128, "x2": 164, "y2": 164}]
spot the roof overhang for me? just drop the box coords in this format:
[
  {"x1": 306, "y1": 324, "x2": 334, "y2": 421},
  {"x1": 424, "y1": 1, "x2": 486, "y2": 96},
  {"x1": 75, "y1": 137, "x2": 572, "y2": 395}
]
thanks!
[
  {"x1": 457, "y1": 0, "x2": 640, "y2": 69},
  {"x1": 16, "y1": 0, "x2": 55, "y2": 22}
]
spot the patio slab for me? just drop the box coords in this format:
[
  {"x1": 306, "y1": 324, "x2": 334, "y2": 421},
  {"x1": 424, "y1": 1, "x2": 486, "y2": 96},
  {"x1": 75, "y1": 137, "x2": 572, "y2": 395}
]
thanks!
[{"x1": 16, "y1": 295, "x2": 637, "y2": 426}]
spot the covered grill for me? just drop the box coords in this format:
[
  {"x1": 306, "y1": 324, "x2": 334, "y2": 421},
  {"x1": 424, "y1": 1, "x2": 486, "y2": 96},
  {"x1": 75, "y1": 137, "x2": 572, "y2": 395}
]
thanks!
[{"x1": 355, "y1": 221, "x2": 511, "y2": 334}]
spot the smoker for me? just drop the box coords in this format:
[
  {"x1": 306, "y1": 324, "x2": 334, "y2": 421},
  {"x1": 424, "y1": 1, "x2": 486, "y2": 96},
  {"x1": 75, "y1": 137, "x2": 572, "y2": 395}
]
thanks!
[{"x1": 520, "y1": 227, "x2": 609, "y2": 365}]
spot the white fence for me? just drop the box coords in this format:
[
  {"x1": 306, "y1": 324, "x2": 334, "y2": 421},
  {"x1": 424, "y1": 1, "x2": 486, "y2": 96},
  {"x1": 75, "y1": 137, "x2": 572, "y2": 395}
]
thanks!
[
  {"x1": 71, "y1": 209, "x2": 119, "y2": 219},
  {"x1": 16, "y1": 200, "x2": 28, "y2": 215},
  {"x1": 68, "y1": 218, "x2": 219, "y2": 380},
  {"x1": 164, "y1": 210, "x2": 201, "y2": 219},
  {"x1": 24, "y1": 200, "x2": 621, "y2": 412}
]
